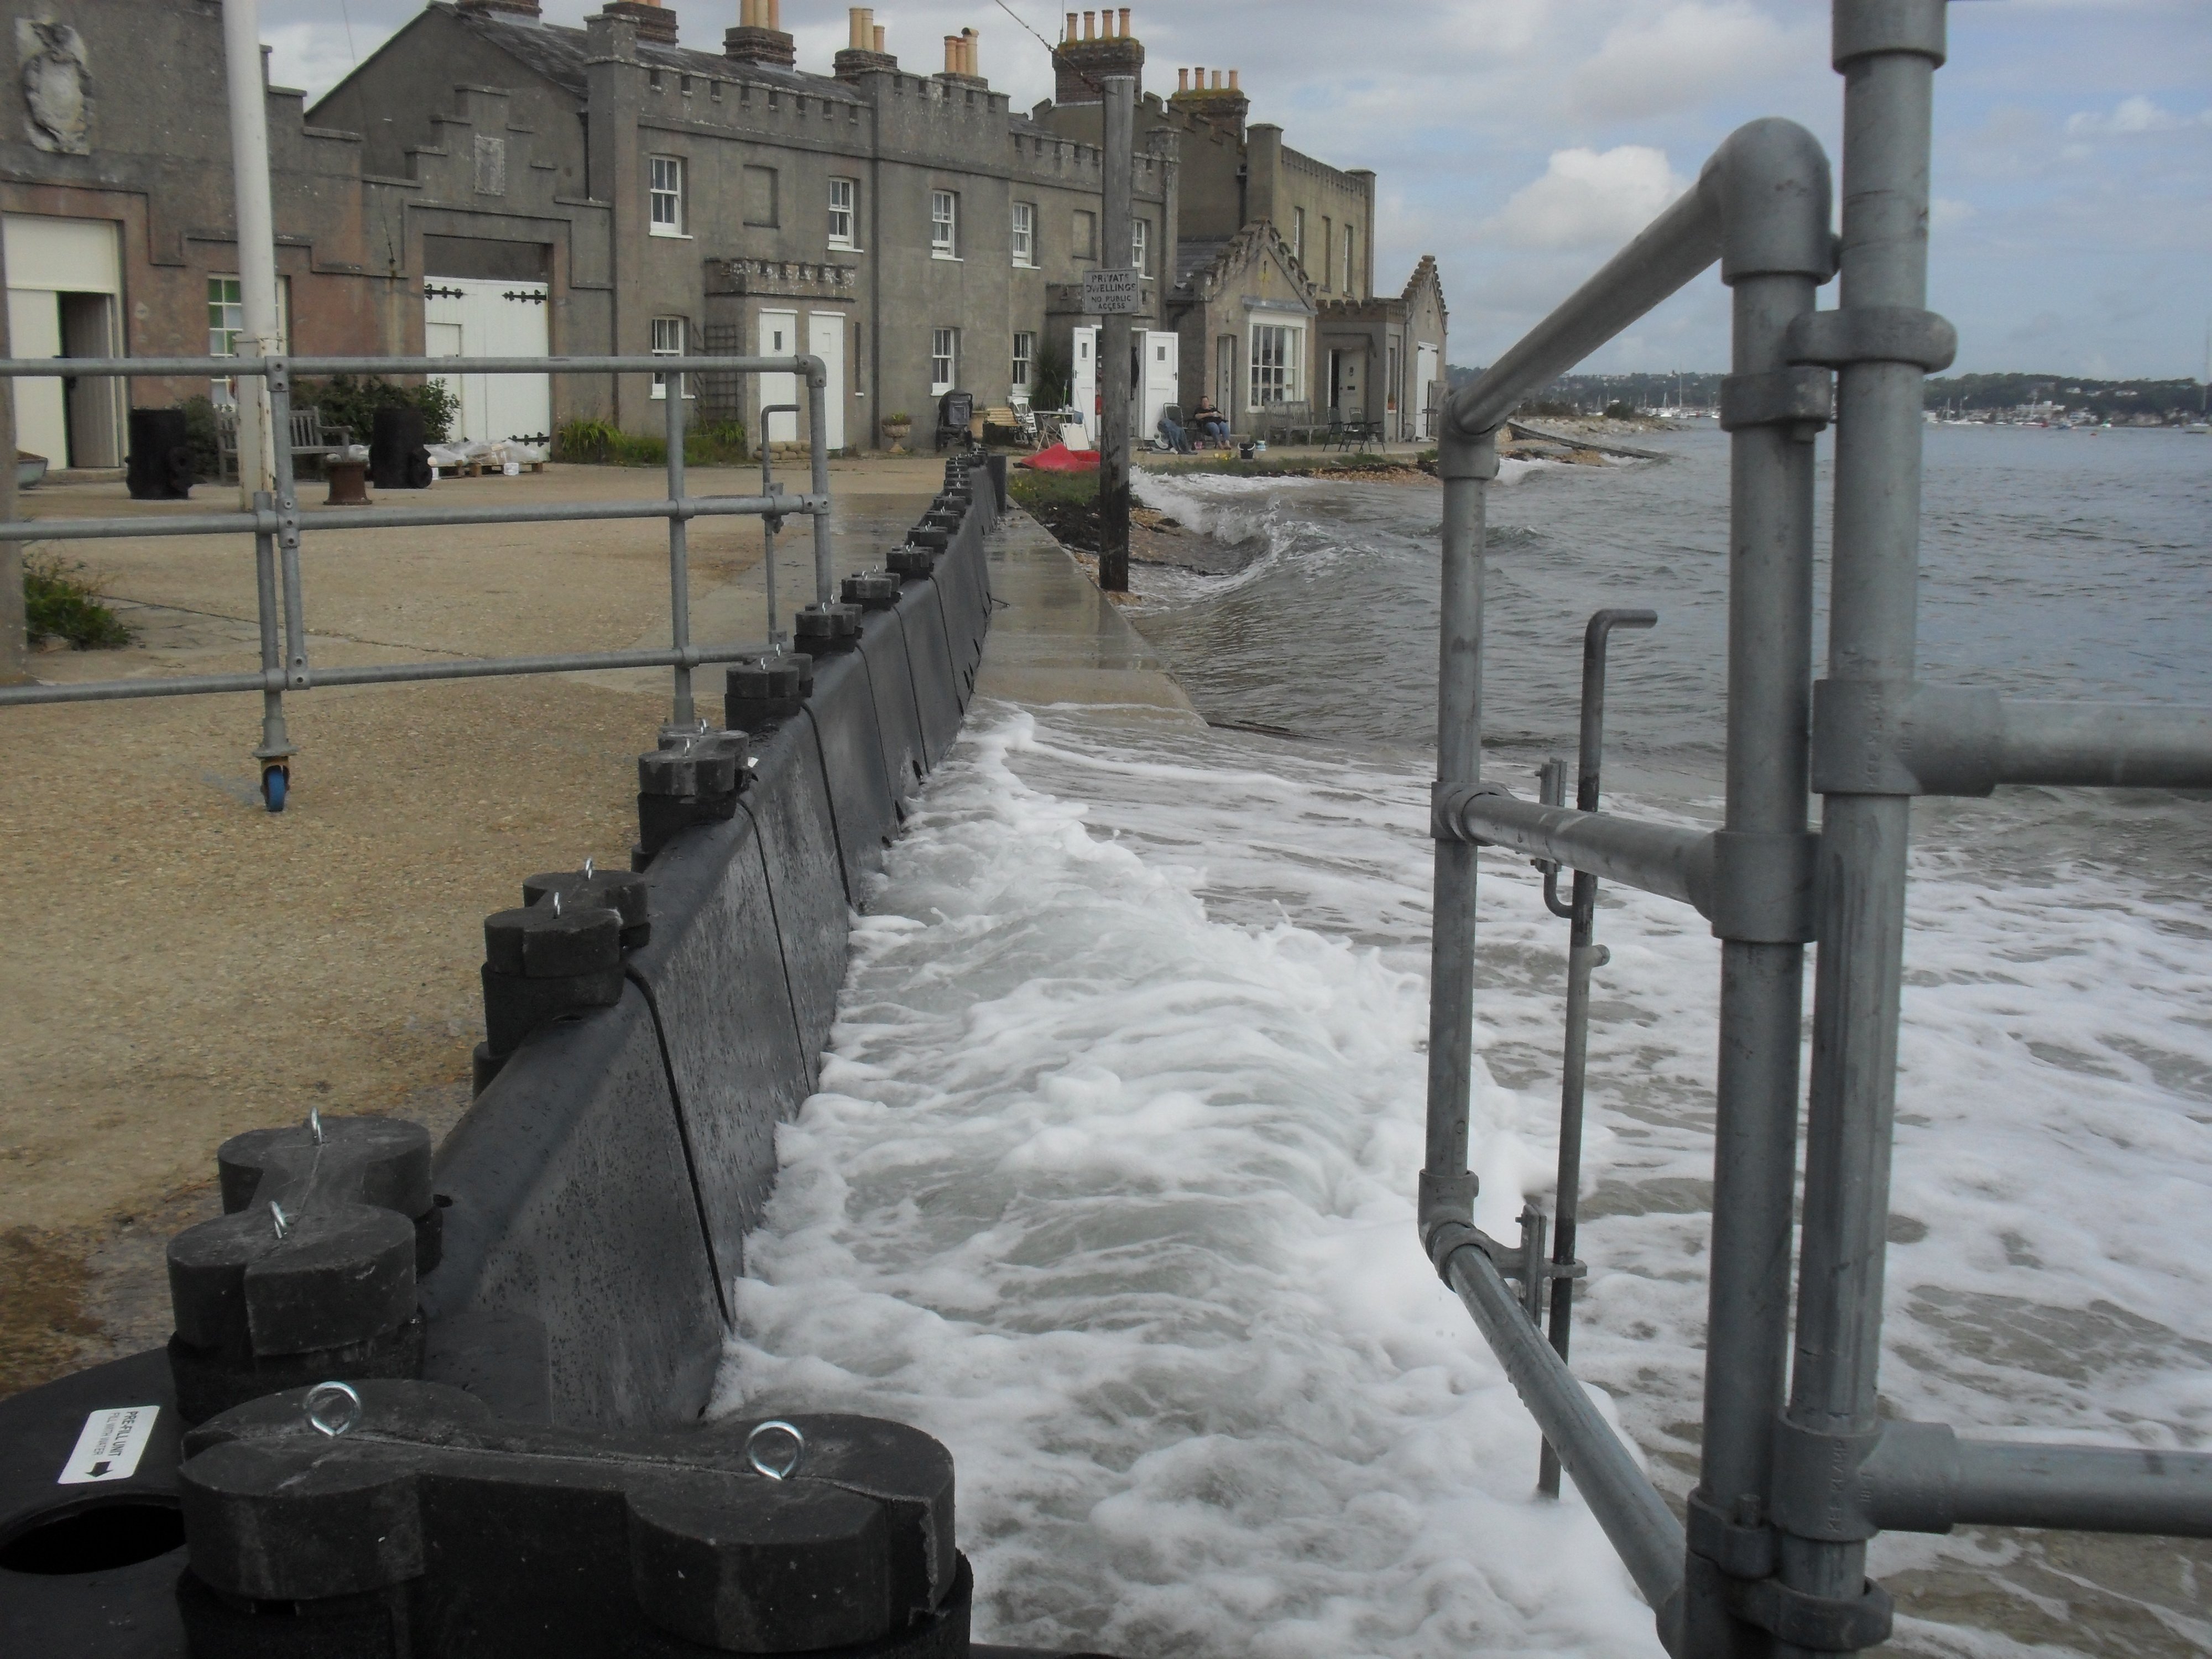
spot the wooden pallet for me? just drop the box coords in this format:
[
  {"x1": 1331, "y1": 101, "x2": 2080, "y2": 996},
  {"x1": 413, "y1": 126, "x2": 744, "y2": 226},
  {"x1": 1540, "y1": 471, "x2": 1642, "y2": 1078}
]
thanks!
[{"x1": 432, "y1": 458, "x2": 546, "y2": 478}]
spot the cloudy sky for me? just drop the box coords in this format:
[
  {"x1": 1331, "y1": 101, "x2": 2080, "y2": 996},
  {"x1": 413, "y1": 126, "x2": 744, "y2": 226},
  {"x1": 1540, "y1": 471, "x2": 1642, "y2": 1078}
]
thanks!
[{"x1": 270, "y1": 0, "x2": 2211, "y2": 378}]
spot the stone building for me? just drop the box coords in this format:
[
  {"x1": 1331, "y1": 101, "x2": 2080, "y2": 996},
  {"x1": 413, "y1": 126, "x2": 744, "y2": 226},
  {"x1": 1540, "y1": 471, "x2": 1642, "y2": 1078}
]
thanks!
[
  {"x1": 1031, "y1": 20, "x2": 1447, "y2": 441},
  {"x1": 0, "y1": 0, "x2": 420, "y2": 468},
  {"x1": 312, "y1": 0, "x2": 1177, "y2": 449},
  {"x1": 0, "y1": 0, "x2": 1437, "y2": 457}
]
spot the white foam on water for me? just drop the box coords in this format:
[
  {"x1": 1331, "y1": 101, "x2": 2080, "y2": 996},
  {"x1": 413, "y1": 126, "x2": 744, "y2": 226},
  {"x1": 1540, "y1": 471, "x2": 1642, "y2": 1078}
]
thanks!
[
  {"x1": 715, "y1": 696, "x2": 2212, "y2": 1656},
  {"x1": 714, "y1": 709, "x2": 1667, "y2": 1658}
]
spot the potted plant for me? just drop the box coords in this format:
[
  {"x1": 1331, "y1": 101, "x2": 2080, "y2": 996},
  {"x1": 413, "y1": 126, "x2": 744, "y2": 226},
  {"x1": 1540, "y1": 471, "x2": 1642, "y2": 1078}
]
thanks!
[{"x1": 881, "y1": 412, "x2": 911, "y2": 452}]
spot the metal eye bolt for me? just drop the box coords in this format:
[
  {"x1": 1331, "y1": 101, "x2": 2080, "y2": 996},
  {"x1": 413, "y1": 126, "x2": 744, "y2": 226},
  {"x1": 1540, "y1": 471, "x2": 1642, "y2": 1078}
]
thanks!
[
  {"x1": 305, "y1": 1380, "x2": 362, "y2": 1438},
  {"x1": 745, "y1": 1419, "x2": 805, "y2": 1481}
]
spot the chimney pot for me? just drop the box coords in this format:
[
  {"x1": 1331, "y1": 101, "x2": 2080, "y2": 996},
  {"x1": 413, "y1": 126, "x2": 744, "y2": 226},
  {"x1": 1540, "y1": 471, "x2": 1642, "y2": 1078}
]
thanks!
[
  {"x1": 1177, "y1": 67, "x2": 1188, "y2": 91},
  {"x1": 1119, "y1": 8, "x2": 1131, "y2": 38},
  {"x1": 873, "y1": 23, "x2": 885, "y2": 50},
  {"x1": 1228, "y1": 68, "x2": 1239, "y2": 90},
  {"x1": 1065, "y1": 11, "x2": 1076, "y2": 41},
  {"x1": 1083, "y1": 11, "x2": 1095, "y2": 40}
]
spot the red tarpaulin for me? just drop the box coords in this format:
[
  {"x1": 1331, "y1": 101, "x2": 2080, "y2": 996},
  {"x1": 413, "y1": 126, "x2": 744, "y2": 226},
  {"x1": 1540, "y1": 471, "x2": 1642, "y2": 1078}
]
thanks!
[{"x1": 1016, "y1": 442, "x2": 1098, "y2": 472}]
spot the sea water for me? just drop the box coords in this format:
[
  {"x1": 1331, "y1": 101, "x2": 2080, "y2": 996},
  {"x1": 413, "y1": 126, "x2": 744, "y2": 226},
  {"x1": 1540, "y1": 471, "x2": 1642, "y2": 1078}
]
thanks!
[{"x1": 713, "y1": 429, "x2": 2212, "y2": 1657}]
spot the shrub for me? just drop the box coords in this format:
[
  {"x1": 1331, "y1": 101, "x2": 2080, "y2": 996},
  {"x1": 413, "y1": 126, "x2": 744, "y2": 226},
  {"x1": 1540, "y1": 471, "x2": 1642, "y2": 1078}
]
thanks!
[
  {"x1": 24, "y1": 552, "x2": 133, "y2": 649},
  {"x1": 1604, "y1": 400, "x2": 1638, "y2": 420},
  {"x1": 554, "y1": 417, "x2": 659, "y2": 466},
  {"x1": 181, "y1": 395, "x2": 224, "y2": 482},
  {"x1": 1031, "y1": 341, "x2": 1071, "y2": 411},
  {"x1": 685, "y1": 419, "x2": 749, "y2": 466},
  {"x1": 294, "y1": 374, "x2": 458, "y2": 445},
  {"x1": 555, "y1": 415, "x2": 752, "y2": 467}
]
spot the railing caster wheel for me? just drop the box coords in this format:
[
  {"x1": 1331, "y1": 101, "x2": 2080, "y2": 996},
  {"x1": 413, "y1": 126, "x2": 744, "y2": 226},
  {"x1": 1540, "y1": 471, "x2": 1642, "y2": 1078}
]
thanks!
[{"x1": 260, "y1": 763, "x2": 289, "y2": 813}]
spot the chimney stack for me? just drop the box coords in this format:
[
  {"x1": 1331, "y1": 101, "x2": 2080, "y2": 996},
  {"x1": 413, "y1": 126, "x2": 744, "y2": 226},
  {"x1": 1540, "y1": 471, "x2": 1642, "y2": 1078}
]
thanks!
[
  {"x1": 727, "y1": 0, "x2": 795, "y2": 65},
  {"x1": 1168, "y1": 58, "x2": 1249, "y2": 142},
  {"x1": 1054, "y1": 4, "x2": 1141, "y2": 104},
  {"x1": 835, "y1": 3, "x2": 896, "y2": 75},
  {"x1": 938, "y1": 25, "x2": 985, "y2": 87},
  {"x1": 596, "y1": 0, "x2": 677, "y2": 45}
]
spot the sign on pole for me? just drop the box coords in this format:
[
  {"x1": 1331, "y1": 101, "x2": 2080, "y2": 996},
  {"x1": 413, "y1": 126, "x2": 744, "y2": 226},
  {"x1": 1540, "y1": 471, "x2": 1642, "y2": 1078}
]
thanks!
[{"x1": 1082, "y1": 269, "x2": 1144, "y2": 316}]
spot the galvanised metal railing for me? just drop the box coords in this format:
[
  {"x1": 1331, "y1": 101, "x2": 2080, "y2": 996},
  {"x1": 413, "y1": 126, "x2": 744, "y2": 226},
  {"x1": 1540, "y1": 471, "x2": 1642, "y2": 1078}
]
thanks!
[
  {"x1": 0, "y1": 352, "x2": 835, "y2": 810},
  {"x1": 1416, "y1": 4, "x2": 2212, "y2": 1654}
]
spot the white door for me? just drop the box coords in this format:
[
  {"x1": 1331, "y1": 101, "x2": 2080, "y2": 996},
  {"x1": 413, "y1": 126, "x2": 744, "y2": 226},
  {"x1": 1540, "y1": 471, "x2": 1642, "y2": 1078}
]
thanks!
[
  {"x1": 422, "y1": 275, "x2": 551, "y2": 444},
  {"x1": 1416, "y1": 343, "x2": 1439, "y2": 440},
  {"x1": 758, "y1": 310, "x2": 798, "y2": 446},
  {"x1": 806, "y1": 312, "x2": 845, "y2": 451},
  {"x1": 4, "y1": 214, "x2": 120, "y2": 467},
  {"x1": 6, "y1": 286, "x2": 63, "y2": 463},
  {"x1": 1142, "y1": 331, "x2": 1178, "y2": 438},
  {"x1": 1072, "y1": 325, "x2": 1097, "y2": 414}
]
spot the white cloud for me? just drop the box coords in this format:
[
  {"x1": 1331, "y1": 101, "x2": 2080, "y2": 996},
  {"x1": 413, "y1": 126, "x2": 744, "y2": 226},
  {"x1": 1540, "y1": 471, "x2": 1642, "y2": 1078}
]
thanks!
[
  {"x1": 265, "y1": 20, "x2": 387, "y2": 97},
  {"x1": 1570, "y1": 1, "x2": 1816, "y2": 121},
  {"x1": 1480, "y1": 145, "x2": 1687, "y2": 250},
  {"x1": 1929, "y1": 197, "x2": 1977, "y2": 231},
  {"x1": 2064, "y1": 95, "x2": 2212, "y2": 136}
]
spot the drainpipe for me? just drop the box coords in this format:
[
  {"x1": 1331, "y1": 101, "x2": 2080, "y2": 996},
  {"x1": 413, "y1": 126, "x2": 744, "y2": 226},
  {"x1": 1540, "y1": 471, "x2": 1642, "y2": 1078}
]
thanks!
[
  {"x1": 868, "y1": 96, "x2": 881, "y2": 450},
  {"x1": 0, "y1": 229, "x2": 19, "y2": 684},
  {"x1": 222, "y1": 0, "x2": 281, "y2": 507}
]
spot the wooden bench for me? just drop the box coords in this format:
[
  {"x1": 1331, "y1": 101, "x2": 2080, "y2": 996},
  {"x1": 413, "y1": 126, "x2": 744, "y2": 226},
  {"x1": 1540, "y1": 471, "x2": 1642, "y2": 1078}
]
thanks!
[
  {"x1": 215, "y1": 405, "x2": 353, "y2": 479},
  {"x1": 1250, "y1": 401, "x2": 1321, "y2": 446}
]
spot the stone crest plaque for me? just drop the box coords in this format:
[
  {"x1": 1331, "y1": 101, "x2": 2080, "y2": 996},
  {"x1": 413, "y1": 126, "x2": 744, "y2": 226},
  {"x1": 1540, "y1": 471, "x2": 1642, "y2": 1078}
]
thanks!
[{"x1": 18, "y1": 18, "x2": 90, "y2": 155}]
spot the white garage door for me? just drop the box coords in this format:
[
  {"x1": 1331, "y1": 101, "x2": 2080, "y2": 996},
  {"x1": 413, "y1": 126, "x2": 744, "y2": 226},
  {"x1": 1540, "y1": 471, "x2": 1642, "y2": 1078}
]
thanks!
[
  {"x1": 423, "y1": 275, "x2": 550, "y2": 444},
  {"x1": 4, "y1": 213, "x2": 121, "y2": 467}
]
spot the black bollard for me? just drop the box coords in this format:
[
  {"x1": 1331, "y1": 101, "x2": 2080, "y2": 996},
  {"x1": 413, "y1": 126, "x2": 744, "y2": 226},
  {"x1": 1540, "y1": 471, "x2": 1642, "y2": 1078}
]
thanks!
[
  {"x1": 126, "y1": 408, "x2": 192, "y2": 500},
  {"x1": 165, "y1": 1115, "x2": 439, "y2": 1422},
  {"x1": 369, "y1": 405, "x2": 431, "y2": 490}
]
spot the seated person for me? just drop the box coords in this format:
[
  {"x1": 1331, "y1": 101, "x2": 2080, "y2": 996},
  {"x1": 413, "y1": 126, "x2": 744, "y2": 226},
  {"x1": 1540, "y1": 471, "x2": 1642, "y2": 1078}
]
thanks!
[
  {"x1": 1192, "y1": 395, "x2": 1230, "y2": 444},
  {"x1": 1157, "y1": 411, "x2": 1193, "y2": 453}
]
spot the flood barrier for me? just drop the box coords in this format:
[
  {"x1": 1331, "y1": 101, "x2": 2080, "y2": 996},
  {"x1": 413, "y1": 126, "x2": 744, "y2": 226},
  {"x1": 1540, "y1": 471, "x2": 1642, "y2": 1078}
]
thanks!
[
  {"x1": 426, "y1": 466, "x2": 998, "y2": 1431},
  {"x1": 0, "y1": 457, "x2": 1004, "y2": 1655}
]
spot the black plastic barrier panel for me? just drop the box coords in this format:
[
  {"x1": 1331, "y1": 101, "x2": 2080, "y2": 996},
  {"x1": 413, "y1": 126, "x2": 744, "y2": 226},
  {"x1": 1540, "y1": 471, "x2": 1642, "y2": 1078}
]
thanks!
[{"x1": 0, "y1": 472, "x2": 1002, "y2": 1656}]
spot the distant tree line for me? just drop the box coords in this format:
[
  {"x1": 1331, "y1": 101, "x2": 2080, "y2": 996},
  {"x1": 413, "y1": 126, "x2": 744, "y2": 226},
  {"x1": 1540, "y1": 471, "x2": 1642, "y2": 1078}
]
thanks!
[
  {"x1": 1446, "y1": 367, "x2": 1725, "y2": 416},
  {"x1": 1447, "y1": 364, "x2": 2208, "y2": 422},
  {"x1": 1920, "y1": 374, "x2": 2204, "y2": 420}
]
